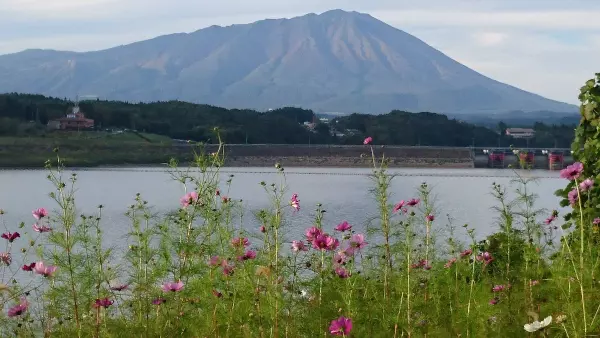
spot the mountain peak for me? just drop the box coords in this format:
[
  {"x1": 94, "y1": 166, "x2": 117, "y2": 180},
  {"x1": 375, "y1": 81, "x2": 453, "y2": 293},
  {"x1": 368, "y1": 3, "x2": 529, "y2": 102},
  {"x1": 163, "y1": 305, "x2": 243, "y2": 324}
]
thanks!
[{"x1": 0, "y1": 11, "x2": 577, "y2": 115}]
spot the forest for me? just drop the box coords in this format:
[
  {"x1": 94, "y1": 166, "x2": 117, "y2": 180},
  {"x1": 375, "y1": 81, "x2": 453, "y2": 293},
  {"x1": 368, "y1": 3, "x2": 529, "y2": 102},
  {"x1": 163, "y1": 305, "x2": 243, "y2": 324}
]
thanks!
[{"x1": 0, "y1": 93, "x2": 577, "y2": 148}]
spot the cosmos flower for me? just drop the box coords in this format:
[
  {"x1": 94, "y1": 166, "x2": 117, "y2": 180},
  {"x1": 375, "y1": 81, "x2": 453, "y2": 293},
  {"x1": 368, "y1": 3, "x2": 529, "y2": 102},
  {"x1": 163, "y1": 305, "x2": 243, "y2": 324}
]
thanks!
[
  {"x1": 33, "y1": 223, "x2": 52, "y2": 233},
  {"x1": 560, "y1": 162, "x2": 583, "y2": 180},
  {"x1": 93, "y1": 298, "x2": 114, "y2": 308},
  {"x1": 1, "y1": 232, "x2": 20, "y2": 242},
  {"x1": 33, "y1": 261, "x2": 57, "y2": 277},
  {"x1": 363, "y1": 137, "x2": 373, "y2": 145},
  {"x1": 524, "y1": 316, "x2": 552, "y2": 333},
  {"x1": 180, "y1": 192, "x2": 199, "y2": 208},
  {"x1": 329, "y1": 316, "x2": 353, "y2": 336},
  {"x1": 7, "y1": 297, "x2": 28, "y2": 317},
  {"x1": 290, "y1": 194, "x2": 300, "y2": 212},
  {"x1": 580, "y1": 178, "x2": 594, "y2": 192},
  {"x1": 334, "y1": 221, "x2": 352, "y2": 232},
  {"x1": 162, "y1": 281, "x2": 184, "y2": 292},
  {"x1": 32, "y1": 208, "x2": 48, "y2": 220},
  {"x1": 291, "y1": 240, "x2": 308, "y2": 252}
]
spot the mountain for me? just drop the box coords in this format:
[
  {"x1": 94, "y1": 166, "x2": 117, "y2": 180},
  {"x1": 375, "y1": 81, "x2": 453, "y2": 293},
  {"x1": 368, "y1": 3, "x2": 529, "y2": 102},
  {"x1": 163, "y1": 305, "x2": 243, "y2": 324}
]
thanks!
[{"x1": 0, "y1": 9, "x2": 577, "y2": 115}]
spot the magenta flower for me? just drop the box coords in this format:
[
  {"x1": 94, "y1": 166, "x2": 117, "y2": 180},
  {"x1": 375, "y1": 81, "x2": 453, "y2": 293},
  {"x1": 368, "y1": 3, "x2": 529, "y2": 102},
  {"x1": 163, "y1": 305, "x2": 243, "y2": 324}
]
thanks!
[
  {"x1": 33, "y1": 223, "x2": 52, "y2": 233},
  {"x1": 363, "y1": 137, "x2": 373, "y2": 145},
  {"x1": 110, "y1": 284, "x2": 129, "y2": 291},
  {"x1": 444, "y1": 257, "x2": 457, "y2": 268},
  {"x1": 22, "y1": 262, "x2": 36, "y2": 271},
  {"x1": 231, "y1": 237, "x2": 250, "y2": 248},
  {"x1": 333, "y1": 251, "x2": 348, "y2": 265},
  {"x1": 32, "y1": 208, "x2": 48, "y2": 220},
  {"x1": 426, "y1": 214, "x2": 435, "y2": 222},
  {"x1": 489, "y1": 297, "x2": 499, "y2": 305},
  {"x1": 222, "y1": 262, "x2": 235, "y2": 276},
  {"x1": 152, "y1": 298, "x2": 166, "y2": 305},
  {"x1": 93, "y1": 297, "x2": 114, "y2": 308},
  {"x1": 594, "y1": 218, "x2": 600, "y2": 225},
  {"x1": 349, "y1": 234, "x2": 367, "y2": 251},
  {"x1": 33, "y1": 261, "x2": 57, "y2": 277},
  {"x1": 492, "y1": 285, "x2": 506, "y2": 292},
  {"x1": 238, "y1": 250, "x2": 257, "y2": 261},
  {"x1": 460, "y1": 249, "x2": 473, "y2": 258},
  {"x1": 560, "y1": 162, "x2": 584, "y2": 180},
  {"x1": 335, "y1": 267, "x2": 351, "y2": 279},
  {"x1": 0, "y1": 252, "x2": 10, "y2": 266},
  {"x1": 291, "y1": 240, "x2": 308, "y2": 252},
  {"x1": 329, "y1": 316, "x2": 353, "y2": 336},
  {"x1": 476, "y1": 252, "x2": 494, "y2": 265},
  {"x1": 407, "y1": 198, "x2": 420, "y2": 207},
  {"x1": 162, "y1": 281, "x2": 184, "y2": 292},
  {"x1": 335, "y1": 221, "x2": 352, "y2": 232},
  {"x1": 312, "y1": 234, "x2": 339, "y2": 251},
  {"x1": 1, "y1": 232, "x2": 20, "y2": 242},
  {"x1": 259, "y1": 225, "x2": 266, "y2": 233},
  {"x1": 305, "y1": 227, "x2": 322, "y2": 241},
  {"x1": 393, "y1": 200, "x2": 405, "y2": 213},
  {"x1": 545, "y1": 215, "x2": 556, "y2": 225},
  {"x1": 7, "y1": 297, "x2": 28, "y2": 317},
  {"x1": 290, "y1": 193, "x2": 300, "y2": 212},
  {"x1": 568, "y1": 188, "x2": 579, "y2": 206},
  {"x1": 180, "y1": 191, "x2": 199, "y2": 208},
  {"x1": 580, "y1": 178, "x2": 594, "y2": 192},
  {"x1": 209, "y1": 255, "x2": 221, "y2": 267}
]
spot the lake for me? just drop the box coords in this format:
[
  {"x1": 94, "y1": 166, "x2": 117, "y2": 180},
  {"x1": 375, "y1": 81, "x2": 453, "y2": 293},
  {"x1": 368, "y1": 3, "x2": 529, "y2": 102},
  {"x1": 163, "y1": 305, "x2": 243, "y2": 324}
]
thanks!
[{"x1": 0, "y1": 167, "x2": 567, "y2": 255}]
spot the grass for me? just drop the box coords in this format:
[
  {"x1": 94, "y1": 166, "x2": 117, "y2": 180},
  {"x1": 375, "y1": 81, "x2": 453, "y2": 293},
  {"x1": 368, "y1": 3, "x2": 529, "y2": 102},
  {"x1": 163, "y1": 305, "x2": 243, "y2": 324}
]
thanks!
[{"x1": 0, "y1": 135, "x2": 595, "y2": 337}]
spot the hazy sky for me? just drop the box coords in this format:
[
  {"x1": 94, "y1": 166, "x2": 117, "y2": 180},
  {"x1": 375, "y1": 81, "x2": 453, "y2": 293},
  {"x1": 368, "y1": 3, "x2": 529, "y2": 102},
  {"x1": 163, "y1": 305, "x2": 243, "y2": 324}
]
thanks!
[{"x1": 0, "y1": 0, "x2": 597, "y2": 104}]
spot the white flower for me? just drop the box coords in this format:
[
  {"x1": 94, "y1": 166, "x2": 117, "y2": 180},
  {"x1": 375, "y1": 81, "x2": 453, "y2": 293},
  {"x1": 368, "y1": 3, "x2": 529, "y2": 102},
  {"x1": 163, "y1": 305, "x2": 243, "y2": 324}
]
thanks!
[{"x1": 524, "y1": 316, "x2": 552, "y2": 332}]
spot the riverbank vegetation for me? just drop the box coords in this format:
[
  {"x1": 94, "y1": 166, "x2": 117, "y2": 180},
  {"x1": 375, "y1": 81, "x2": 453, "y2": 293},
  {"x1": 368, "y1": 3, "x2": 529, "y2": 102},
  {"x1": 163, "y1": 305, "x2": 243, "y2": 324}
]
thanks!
[
  {"x1": 0, "y1": 93, "x2": 575, "y2": 148},
  {"x1": 0, "y1": 75, "x2": 597, "y2": 337}
]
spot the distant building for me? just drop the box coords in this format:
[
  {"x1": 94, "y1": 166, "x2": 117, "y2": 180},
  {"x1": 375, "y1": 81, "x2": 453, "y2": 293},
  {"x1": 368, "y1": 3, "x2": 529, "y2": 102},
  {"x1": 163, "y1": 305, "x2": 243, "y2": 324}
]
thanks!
[
  {"x1": 506, "y1": 128, "x2": 535, "y2": 139},
  {"x1": 47, "y1": 103, "x2": 94, "y2": 130}
]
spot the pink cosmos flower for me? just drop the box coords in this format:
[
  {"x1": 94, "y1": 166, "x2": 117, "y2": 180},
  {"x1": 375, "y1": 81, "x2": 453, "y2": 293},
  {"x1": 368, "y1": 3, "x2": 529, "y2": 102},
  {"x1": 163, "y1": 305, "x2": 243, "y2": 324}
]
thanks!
[
  {"x1": 222, "y1": 262, "x2": 235, "y2": 276},
  {"x1": 209, "y1": 255, "x2": 221, "y2": 267},
  {"x1": 110, "y1": 284, "x2": 129, "y2": 291},
  {"x1": 334, "y1": 221, "x2": 352, "y2": 232},
  {"x1": 238, "y1": 250, "x2": 257, "y2": 261},
  {"x1": 259, "y1": 225, "x2": 266, "y2": 233},
  {"x1": 0, "y1": 252, "x2": 10, "y2": 266},
  {"x1": 545, "y1": 215, "x2": 556, "y2": 225},
  {"x1": 393, "y1": 200, "x2": 405, "y2": 213},
  {"x1": 580, "y1": 178, "x2": 594, "y2": 192},
  {"x1": 333, "y1": 251, "x2": 348, "y2": 265},
  {"x1": 93, "y1": 298, "x2": 114, "y2": 308},
  {"x1": 33, "y1": 223, "x2": 52, "y2": 233},
  {"x1": 291, "y1": 240, "x2": 308, "y2": 252},
  {"x1": 33, "y1": 261, "x2": 57, "y2": 277},
  {"x1": 152, "y1": 298, "x2": 166, "y2": 305},
  {"x1": 290, "y1": 194, "x2": 300, "y2": 212},
  {"x1": 489, "y1": 298, "x2": 499, "y2": 305},
  {"x1": 349, "y1": 234, "x2": 367, "y2": 251},
  {"x1": 335, "y1": 267, "x2": 351, "y2": 278},
  {"x1": 22, "y1": 262, "x2": 36, "y2": 271},
  {"x1": 560, "y1": 162, "x2": 584, "y2": 180},
  {"x1": 460, "y1": 249, "x2": 473, "y2": 258},
  {"x1": 444, "y1": 257, "x2": 457, "y2": 268},
  {"x1": 179, "y1": 191, "x2": 199, "y2": 208},
  {"x1": 312, "y1": 234, "x2": 339, "y2": 251},
  {"x1": 407, "y1": 198, "x2": 420, "y2": 207},
  {"x1": 594, "y1": 218, "x2": 600, "y2": 225},
  {"x1": 1, "y1": 232, "x2": 20, "y2": 242},
  {"x1": 7, "y1": 297, "x2": 28, "y2": 317},
  {"x1": 492, "y1": 285, "x2": 505, "y2": 292},
  {"x1": 363, "y1": 137, "x2": 373, "y2": 145},
  {"x1": 162, "y1": 281, "x2": 184, "y2": 292},
  {"x1": 329, "y1": 316, "x2": 353, "y2": 336},
  {"x1": 231, "y1": 237, "x2": 250, "y2": 247},
  {"x1": 568, "y1": 188, "x2": 579, "y2": 206},
  {"x1": 426, "y1": 214, "x2": 435, "y2": 222},
  {"x1": 32, "y1": 208, "x2": 48, "y2": 220},
  {"x1": 305, "y1": 227, "x2": 322, "y2": 241},
  {"x1": 476, "y1": 252, "x2": 494, "y2": 265}
]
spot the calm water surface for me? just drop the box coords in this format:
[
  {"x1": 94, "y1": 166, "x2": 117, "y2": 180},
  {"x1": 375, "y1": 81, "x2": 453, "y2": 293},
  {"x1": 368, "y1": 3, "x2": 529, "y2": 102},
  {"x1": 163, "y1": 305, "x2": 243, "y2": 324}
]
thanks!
[{"x1": 0, "y1": 167, "x2": 566, "y2": 254}]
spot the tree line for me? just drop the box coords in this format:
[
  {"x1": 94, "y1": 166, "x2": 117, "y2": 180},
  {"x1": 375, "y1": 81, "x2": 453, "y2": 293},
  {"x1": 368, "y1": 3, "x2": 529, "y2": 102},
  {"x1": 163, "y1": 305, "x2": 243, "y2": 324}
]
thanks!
[{"x1": 0, "y1": 93, "x2": 576, "y2": 148}]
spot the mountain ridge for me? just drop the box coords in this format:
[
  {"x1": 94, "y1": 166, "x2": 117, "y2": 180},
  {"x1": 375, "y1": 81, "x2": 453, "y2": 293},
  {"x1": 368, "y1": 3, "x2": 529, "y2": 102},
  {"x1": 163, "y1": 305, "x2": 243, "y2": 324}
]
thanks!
[{"x1": 0, "y1": 9, "x2": 578, "y2": 115}]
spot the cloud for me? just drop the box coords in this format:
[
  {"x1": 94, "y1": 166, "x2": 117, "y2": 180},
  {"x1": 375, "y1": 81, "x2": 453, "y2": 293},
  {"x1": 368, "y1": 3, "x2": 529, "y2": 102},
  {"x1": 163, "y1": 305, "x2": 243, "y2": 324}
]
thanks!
[{"x1": 472, "y1": 32, "x2": 508, "y2": 47}]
